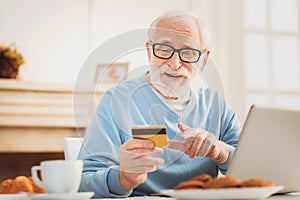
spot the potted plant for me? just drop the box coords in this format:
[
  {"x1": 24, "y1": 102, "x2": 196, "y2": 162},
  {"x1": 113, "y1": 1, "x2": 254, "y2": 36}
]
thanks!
[{"x1": 0, "y1": 44, "x2": 24, "y2": 79}]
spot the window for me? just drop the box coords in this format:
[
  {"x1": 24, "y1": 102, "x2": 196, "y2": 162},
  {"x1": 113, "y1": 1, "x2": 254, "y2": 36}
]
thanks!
[{"x1": 242, "y1": 0, "x2": 300, "y2": 112}]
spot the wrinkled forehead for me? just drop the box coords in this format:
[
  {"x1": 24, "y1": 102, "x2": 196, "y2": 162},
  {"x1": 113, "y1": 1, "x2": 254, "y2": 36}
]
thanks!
[
  {"x1": 150, "y1": 17, "x2": 202, "y2": 49},
  {"x1": 152, "y1": 29, "x2": 201, "y2": 49}
]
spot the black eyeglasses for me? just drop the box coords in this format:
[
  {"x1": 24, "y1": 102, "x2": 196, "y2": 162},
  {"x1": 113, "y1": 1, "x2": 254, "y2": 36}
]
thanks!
[{"x1": 152, "y1": 43, "x2": 202, "y2": 63}]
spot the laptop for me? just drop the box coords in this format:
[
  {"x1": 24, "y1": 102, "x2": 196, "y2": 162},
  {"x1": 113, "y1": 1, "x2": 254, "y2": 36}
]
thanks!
[{"x1": 227, "y1": 105, "x2": 300, "y2": 193}]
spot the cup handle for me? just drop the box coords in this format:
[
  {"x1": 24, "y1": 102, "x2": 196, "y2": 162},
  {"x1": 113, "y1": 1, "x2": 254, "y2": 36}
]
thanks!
[{"x1": 31, "y1": 166, "x2": 44, "y2": 189}]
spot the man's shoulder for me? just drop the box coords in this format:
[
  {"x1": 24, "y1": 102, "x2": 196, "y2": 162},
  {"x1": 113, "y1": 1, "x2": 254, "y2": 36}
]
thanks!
[{"x1": 104, "y1": 75, "x2": 148, "y2": 97}]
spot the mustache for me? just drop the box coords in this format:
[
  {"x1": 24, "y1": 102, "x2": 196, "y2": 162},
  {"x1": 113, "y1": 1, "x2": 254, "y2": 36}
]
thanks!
[{"x1": 159, "y1": 65, "x2": 192, "y2": 79}]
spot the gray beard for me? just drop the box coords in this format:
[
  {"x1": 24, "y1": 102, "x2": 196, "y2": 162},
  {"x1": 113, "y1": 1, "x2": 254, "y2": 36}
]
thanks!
[{"x1": 149, "y1": 72, "x2": 192, "y2": 100}]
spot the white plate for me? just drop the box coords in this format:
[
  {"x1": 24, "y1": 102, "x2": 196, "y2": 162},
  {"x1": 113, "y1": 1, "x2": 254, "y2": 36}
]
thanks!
[
  {"x1": 161, "y1": 186, "x2": 284, "y2": 200},
  {"x1": 0, "y1": 193, "x2": 30, "y2": 200},
  {"x1": 29, "y1": 192, "x2": 94, "y2": 200}
]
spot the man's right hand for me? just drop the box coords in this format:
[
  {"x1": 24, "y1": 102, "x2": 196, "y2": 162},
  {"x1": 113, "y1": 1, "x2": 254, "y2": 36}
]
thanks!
[{"x1": 119, "y1": 139, "x2": 164, "y2": 190}]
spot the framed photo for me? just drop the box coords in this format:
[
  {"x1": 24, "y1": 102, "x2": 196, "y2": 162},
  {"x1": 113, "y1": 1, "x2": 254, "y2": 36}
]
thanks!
[{"x1": 95, "y1": 62, "x2": 129, "y2": 83}]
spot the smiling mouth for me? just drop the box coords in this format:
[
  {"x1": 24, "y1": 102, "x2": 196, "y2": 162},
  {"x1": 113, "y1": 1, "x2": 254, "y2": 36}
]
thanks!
[{"x1": 164, "y1": 73, "x2": 185, "y2": 78}]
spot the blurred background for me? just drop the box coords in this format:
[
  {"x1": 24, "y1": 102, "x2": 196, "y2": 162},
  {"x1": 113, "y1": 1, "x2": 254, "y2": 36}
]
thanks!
[{"x1": 1, "y1": 0, "x2": 299, "y2": 120}]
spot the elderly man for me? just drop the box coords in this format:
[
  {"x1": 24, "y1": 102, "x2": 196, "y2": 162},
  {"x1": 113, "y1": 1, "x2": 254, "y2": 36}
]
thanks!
[{"x1": 78, "y1": 10, "x2": 241, "y2": 198}]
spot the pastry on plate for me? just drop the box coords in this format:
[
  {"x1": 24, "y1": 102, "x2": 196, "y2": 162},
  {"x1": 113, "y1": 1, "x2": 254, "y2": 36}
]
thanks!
[
  {"x1": 174, "y1": 180, "x2": 205, "y2": 190},
  {"x1": 240, "y1": 178, "x2": 275, "y2": 187},
  {"x1": 0, "y1": 176, "x2": 45, "y2": 194},
  {"x1": 204, "y1": 176, "x2": 240, "y2": 189}
]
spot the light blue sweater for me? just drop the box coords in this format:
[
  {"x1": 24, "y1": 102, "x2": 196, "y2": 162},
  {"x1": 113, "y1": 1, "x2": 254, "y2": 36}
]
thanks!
[{"x1": 78, "y1": 75, "x2": 242, "y2": 198}]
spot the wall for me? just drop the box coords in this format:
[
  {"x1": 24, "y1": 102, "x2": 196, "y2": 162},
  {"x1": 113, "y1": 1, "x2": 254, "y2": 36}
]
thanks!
[
  {"x1": 0, "y1": 0, "x2": 89, "y2": 84},
  {"x1": 190, "y1": 0, "x2": 245, "y2": 120}
]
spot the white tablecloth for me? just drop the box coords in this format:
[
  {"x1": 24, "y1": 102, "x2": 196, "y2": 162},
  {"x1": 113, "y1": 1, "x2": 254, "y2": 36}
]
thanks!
[{"x1": 97, "y1": 193, "x2": 300, "y2": 200}]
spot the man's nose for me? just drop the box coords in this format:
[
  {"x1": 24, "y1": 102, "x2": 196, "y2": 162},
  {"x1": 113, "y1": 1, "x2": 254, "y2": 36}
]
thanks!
[{"x1": 168, "y1": 52, "x2": 182, "y2": 70}]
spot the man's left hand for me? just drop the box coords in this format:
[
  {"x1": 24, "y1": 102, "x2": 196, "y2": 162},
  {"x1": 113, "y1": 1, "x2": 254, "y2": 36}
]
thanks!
[{"x1": 168, "y1": 123, "x2": 230, "y2": 164}]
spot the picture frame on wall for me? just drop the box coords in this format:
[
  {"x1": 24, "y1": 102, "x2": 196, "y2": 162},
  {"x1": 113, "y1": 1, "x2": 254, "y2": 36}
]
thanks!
[{"x1": 95, "y1": 62, "x2": 129, "y2": 83}]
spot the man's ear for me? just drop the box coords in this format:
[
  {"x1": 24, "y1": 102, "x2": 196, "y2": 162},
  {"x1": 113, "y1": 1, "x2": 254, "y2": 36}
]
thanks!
[
  {"x1": 199, "y1": 49, "x2": 210, "y2": 73},
  {"x1": 146, "y1": 41, "x2": 152, "y2": 62}
]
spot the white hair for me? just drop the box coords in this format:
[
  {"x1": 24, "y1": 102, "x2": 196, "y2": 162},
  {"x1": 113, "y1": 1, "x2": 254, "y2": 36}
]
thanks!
[{"x1": 147, "y1": 10, "x2": 210, "y2": 48}]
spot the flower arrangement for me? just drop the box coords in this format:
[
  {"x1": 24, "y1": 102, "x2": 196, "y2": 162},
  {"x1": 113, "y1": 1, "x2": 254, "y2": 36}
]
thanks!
[{"x1": 0, "y1": 44, "x2": 24, "y2": 79}]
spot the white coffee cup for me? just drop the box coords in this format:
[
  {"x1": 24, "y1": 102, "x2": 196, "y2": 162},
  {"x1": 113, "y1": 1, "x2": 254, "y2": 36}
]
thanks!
[{"x1": 31, "y1": 160, "x2": 83, "y2": 193}]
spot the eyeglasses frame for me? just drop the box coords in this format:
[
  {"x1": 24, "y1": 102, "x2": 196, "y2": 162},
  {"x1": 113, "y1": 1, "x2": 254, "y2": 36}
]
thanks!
[{"x1": 152, "y1": 43, "x2": 202, "y2": 63}]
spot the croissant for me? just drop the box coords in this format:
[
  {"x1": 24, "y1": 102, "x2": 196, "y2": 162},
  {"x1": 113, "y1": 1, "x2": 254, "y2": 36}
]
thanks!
[
  {"x1": 0, "y1": 176, "x2": 45, "y2": 194},
  {"x1": 10, "y1": 176, "x2": 33, "y2": 193},
  {"x1": 0, "y1": 179, "x2": 14, "y2": 194},
  {"x1": 28, "y1": 177, "x2": 45, "y2": 193},
  {"x1": 174, "y1": 173, "x2": 275, "y2": 190}
]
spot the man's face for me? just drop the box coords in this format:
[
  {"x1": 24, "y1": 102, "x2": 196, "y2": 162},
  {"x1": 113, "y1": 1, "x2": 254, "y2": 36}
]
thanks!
[{"x1": 146, "y1": 18, "x2": 207, "y2": 98}]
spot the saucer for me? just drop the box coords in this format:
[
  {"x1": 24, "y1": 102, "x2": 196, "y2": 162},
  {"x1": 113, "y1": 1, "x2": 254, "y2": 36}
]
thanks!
[
  {"x1": 29, "y1": 192, "x2": 94, "y2": 200},
  {"x1": 0, "y1": 193, "x2": 29, "y2": 200}
]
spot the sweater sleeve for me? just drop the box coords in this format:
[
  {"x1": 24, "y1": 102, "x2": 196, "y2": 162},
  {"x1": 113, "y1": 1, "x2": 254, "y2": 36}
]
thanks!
[
  {"x1": 77, "y1": 91, "x2": 132, "y2": 198},
  {"x1": 217, "y1": 96, "x2": 242, "y2": 174}
]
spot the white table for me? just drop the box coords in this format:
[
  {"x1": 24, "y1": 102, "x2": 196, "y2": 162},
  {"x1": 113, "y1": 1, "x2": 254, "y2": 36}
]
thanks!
[{"x1": 97, "y1": 193, "x2": 300, "y2": 200}]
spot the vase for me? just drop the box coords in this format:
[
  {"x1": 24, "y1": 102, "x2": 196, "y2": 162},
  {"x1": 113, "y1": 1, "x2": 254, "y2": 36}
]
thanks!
[{"x1": 0, "y1": 58, "x2": 19, "y2": 79}]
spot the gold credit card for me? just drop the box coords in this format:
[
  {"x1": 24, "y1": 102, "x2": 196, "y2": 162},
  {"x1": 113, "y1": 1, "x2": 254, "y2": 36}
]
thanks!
[{"x1": 132, "y1": 125, "x2": 168, "y2": 147}]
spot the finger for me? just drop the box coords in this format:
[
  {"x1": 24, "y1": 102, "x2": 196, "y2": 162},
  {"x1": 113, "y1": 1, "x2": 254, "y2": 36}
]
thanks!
[
  {"x1": 120, "y1": 147, "x2": 163, "y2": 163},
  {"x1": 122, "y1": 138, "x2": 155, "y2": 150},
  {"x1": 181, "y1": 135, "x2": 195, "y2": 147},
  {"x1": 198, "y1": 137, "x2": 216, "y2": 157},
  {"x1": 135, "y1": 157, "x2": 164, "y2": 167},
  {"x1": 169, "y1": 139, "x2": 194, "y2": 152},
  {"x1": 131, "y1": 147, "x2": 161, "y2": 154},
  {"x1": 188, "y1": 134, "x2": 204, "y2": 158},
  {"x1": 178, "y1": 123, "x2": 190, "y2": 132},
  {"x1": 127, "y1": 165, "x2": 157, "y2": 173},
  {"x1": 122, "y1": 158, "x2": 164, "y2": 173},
  {"x1": 178, "y1": 123, "x2": 196, "y2": 138},
  {"x1": 180, "y1": 127, "x2": 206, "y2": 140},
  {"x1": 168, "y1": 140, "x2": 188, "y2": 152},
  {"x1": 179, "y1": 126, "x2": 206, "y2": 140},
  {"x1": 130, "y1": 147, "x2": 164, "y2": 158}
]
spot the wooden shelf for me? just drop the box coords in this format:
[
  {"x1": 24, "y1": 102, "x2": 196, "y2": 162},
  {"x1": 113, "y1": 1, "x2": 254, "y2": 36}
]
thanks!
[
  {"x1": 0, "y1": 79, "x2": 111, "y2": 152},
  {"x1": 0, "y1": 152, "x2": 65, "y2": 182}
]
